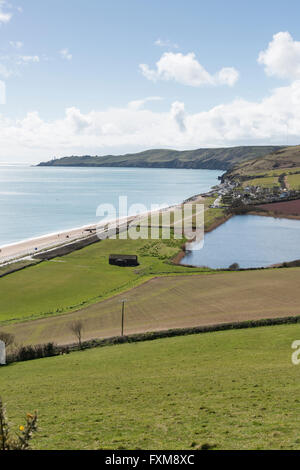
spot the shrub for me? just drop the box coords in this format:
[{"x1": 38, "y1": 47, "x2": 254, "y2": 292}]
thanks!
[
  {"x1": 7, "y1": 342, "x2": 57, "y2": 364},
  {"x1": 229, "y1": 263, "x2": 240, "y2": 271},
  {"x1": 0, "y1": 332, "x2": 15, "y2": 348},
  {"x1": 43, "y1": 342, "x2": 56, "y2": 357},
  {"x1": 16, "y1": 345, "x2": 36, "y2": 362},
  {"x1": 0, "y1": 397, "x2": 38, "y2": 450}
]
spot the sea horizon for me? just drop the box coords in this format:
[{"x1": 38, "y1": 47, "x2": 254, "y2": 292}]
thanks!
[{"x1": 0, "y1": 165, "x2": 223, "y2": 247}]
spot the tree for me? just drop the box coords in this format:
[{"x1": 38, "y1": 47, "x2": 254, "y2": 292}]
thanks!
[
  {"x1": 70, "y1": 320, "x2": 84, "y2": 349},
  {"x1": 229, "y1": 262, "x2": 240, "y2": 271},
  {"x1": 0, "y1": 332, "x2": 15, "y2": 349}
]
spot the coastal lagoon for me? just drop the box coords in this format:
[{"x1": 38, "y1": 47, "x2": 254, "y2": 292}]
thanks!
[
  {"x1": 0, "y1": 165, "x2": 222, "y2": 246},
  {"x1": 181, "y1": 214, "x2": 300, "y2": 269}
]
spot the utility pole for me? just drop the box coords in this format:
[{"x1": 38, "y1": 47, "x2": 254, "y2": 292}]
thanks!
[{"x1": 121, "y1": 299, "x2": 127, "y2": 336}]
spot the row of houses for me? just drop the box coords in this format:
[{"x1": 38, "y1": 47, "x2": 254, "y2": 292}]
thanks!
[{"x1": 211, "y1": 179, "x2": 300, "y2": 208}]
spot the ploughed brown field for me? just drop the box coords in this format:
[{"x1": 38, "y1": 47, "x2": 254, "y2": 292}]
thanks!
[
  {"x1": 4, "y1": 268, "x2": 300, "y2": 346},
  {"x1": 256, "y1": 199, "x2": 300, "y2": 216}
]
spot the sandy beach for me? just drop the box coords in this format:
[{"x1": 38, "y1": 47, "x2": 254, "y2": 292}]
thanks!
[
  {"x1": 0, "y1": 212, "x2": 144, "y2": 264},
  {"x1": 0, "y1": 191, "x2": 210, "y2": 266},
  {"x1": 0, "y1": 201, "x2": 190, "y2": 265},
  {"x1": 0, "y1": 223, "x2": 102, "y2": 264}
]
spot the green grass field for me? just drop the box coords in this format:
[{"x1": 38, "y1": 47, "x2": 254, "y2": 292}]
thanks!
[
  {"x1": 240, "y1": 170, "x2": 300, "y2": 192},
  {"x1": 4, "y1": 268, "x2": 300, "y2": 347},
  {"x1": 191, "y1": 195, "x2": 226, "y2": 230},
  {"x1": 204, "y1": 208, "x2": 225, "y2": 230},
  {"x1": 0, "y1": 236, "x2": 212, "y2": 325},
  {"x1": 239, "y1": 167, "x2": 300, "y2": 178},
  {"x1": 1, "y1": 324, "x2": 300, "y2": 450},
  {"x1": 287, "y1": 174, "x2": 300, "y2": 190},
  {"x1": 0, "y1": 196, "x2": 225, "y2": 326},
  {"x1": 242, "y1": 176, "x2": 280, "y2": 188},
  {"x1": 0, "y1": 259, "x2": 40, "y2": 277}
]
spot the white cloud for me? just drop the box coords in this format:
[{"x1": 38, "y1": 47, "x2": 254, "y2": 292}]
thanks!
[
  {"x1": 0, "y1": 80, "x2": 5, "y2": 104},
  {"x1": 0, "y1": 11, "x2": 11, "y2": 22},
  {"x1": 128, "y1": 96, "x2": 163, "y2": 110},
  {"x1": 19, "y1": 55, "x2": 40, "y2": 63},
  {"x1": 170, "y1": 101, "x2": 186, "y2": 132},
  {"x1": 60, "y1": 48, "x2": 72, "y2": 61},
  {"x1": 65, "y1": 107, "x2": 90, "y2": 132},
  {"x1": 0, "y1": 0, "x2": 12, "y2": 23},
  {"x1": 1, "y1": 78, "x2": 300, "y2": 162},
  {"x1": 0, "y1": 63, "x2": 13, "y2": 78},
  {"x1": 140, "y1": 52, "x2": 239, "y2": 87},
  {"x1": 154, "y1": 39, "x2": 179, "y2": 49},
  {"x1": 10, "y1": 41, "x2": 23, "y2": 49},
  {"x1": 0, "y1": 52, "x2": 41, "y2": 79},
  {"x1": 3, "y1": 32, "x2": 300, "y2": 163},
  {"x1": 215, "y1": 67, "x2": 240, "y2": 87},
  {"x1": 258, "y1": 31, "x2": 300, "y2": 80}
]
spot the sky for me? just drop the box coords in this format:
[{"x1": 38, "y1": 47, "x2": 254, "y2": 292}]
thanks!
[{"x1": 0, "y1": 0, "x2": 300, "y2": 162}]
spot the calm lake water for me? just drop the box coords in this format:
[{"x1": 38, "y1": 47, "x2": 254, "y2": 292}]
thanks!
[
  {"x1": 181, "y1": 215, "x2": 300, "y2": 269},
  {"x1": 0, "y1": 165, "x2": 222, "y2": 246}
]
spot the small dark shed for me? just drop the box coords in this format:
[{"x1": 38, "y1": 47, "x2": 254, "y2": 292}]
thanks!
[{"x1": 109, "y1": 254, "x2": 139, "y2": 267}]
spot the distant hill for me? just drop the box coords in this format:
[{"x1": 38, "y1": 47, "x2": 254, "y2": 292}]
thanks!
[
  {"x1": 227, "y1": 145, "x2": 300, "y2": 176},
  {"x1": 38, "y1": 146, "x2": 284, "y2": 171}
]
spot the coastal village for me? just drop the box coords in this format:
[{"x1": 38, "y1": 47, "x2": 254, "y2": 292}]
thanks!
[{"x1": 209, "y1": 173, "x2": 300, "y2": 209}]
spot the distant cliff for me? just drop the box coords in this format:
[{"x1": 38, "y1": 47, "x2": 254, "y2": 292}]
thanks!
[{"x1": 38, "y1": 146, "x2": 284, "y2": 171}]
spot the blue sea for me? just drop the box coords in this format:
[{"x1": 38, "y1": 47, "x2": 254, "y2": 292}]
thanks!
[{"x1": 0, "y1": 165, "x2": 223, "y2": 247}]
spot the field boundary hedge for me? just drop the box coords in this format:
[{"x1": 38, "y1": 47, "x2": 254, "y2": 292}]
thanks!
[
  {"x1": 5, "y1": 313, "x2": 300, "y2": 365},
  {"x1": 76, "y1": 314, "x2": 300, "y2": 350}
]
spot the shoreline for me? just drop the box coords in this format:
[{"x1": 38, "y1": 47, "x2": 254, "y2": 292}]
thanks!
[
  {"x1": 0, "y1": 220, "x2": 101, "y2": 249},
  {"x1": 0, "y1": 217, "x2": 136, "y2": 265},
  {"x1": 247, "y1": 209, "x2": 300, "y2": 221},
  {"x1": 0, "y1": 222, "x2": 102, "y2": 264},
  {"x1": 0, "y1": 192, "x2": 234, "y2": 268},
  {"x1": 3, "y1": 192, "x2": 299, "y2": 268},
  {"x1": 0, "y1": 201, "x2": 183, "y2": 265},
  {"x1": 0, "y1": 166, "x2": 223, "y2": 265}
]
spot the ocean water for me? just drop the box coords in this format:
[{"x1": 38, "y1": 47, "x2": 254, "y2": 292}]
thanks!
[
  {"x1": 181, "y1": 214, "x2": 300, "y2": 269},
  {"x1": 0, "y1": 165, "x2": 223, "y2": 247}
]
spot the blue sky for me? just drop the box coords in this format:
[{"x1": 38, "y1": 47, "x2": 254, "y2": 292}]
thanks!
[{"x1": 0, "y1": 0, "x2": 300, "y2": 162}]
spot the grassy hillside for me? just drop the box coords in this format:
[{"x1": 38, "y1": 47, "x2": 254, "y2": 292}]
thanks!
[
  {"x1": 0, "y1": 235, "x2": 214, "y2": 325},
  {"x1": 3, "y1": 267, "x2": 300, "y2": 347},
  {"x1": 228, "y1": 145, "x2": 300, "y2": 177},
  {"x1": 0, "y1": 197, "x2": 226, "y2": 326},
  {"x1": 242, "y1": 176, "x2": 280, "y2": 188},
  {"x1": 38, "y1": 146, "x2": 283, "y2": 171},
  {"x1": 287, "y1": 173, "x2": 300, "y2": 190},
  {"x1": 1, "y1": 324, "x2": 300, "y2": 450}
]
